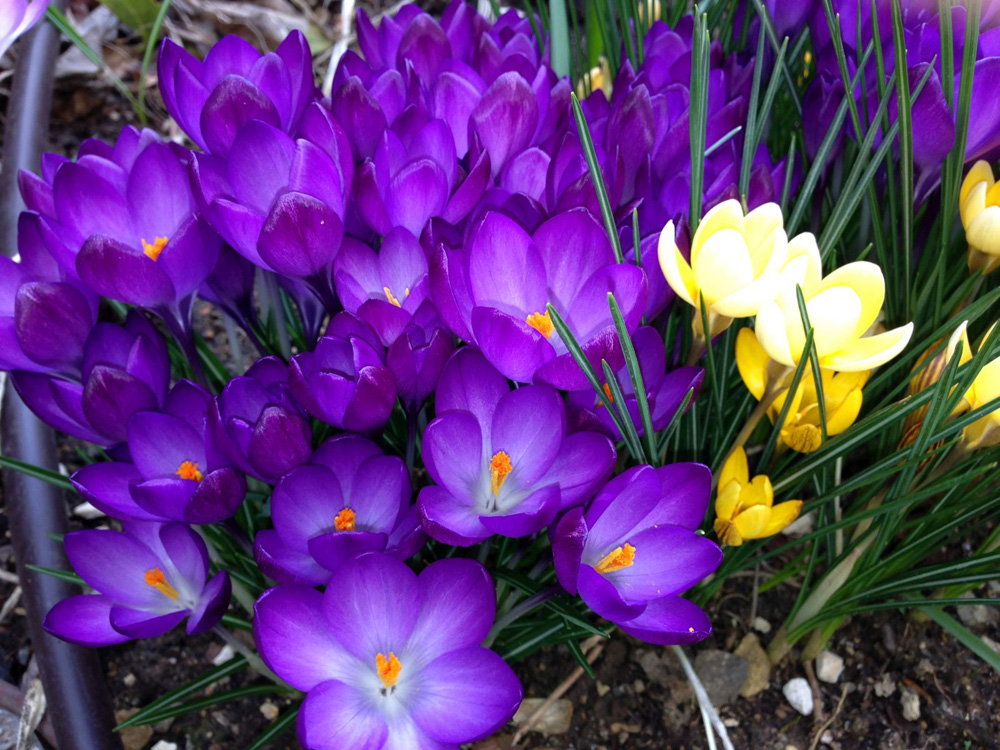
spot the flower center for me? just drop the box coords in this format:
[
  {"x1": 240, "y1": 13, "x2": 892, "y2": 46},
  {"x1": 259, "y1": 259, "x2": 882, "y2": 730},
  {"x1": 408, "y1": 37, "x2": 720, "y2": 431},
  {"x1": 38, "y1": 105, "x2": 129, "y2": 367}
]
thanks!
[
  {"x1": 334, "y1": 507, "x2": 356, "y2": 532},
  {"x1": 489, "y1": 451, "x2": 513, "y2": 495},
  {"x1": 594, "y1": 544, "x2": 636, "y2": 575},
  {"x1": 384, "y1": 286, "x2": 410, "y2": 307},
  {"x1": 142, "y1": 236, "x2": 169, "y2": 261},
  {"x1": 596, "y1": 382, "x2": 614, "y2": 407},
  {"x1": 785, "y1": 423, "x2": 822, "y2": 452},
  {"x1": 144, "y1": 567, "x2": 179, "y2": 600},
  {"x1": 176, "y1": 460, "x2": 203, "y2": 482},
  {"x1": 526, "y1": 310, "x2": 554, "y2": 339},
  {"x1": 376, "y1": 652, "x2": 402, "y2": 690}
]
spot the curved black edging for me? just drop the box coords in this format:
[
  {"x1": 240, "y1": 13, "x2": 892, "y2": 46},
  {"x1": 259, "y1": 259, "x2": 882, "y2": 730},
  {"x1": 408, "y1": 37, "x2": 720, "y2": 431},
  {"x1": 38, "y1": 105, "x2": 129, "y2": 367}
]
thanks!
[{"x1": 1, "y1": 6, "x2": 121, "y2": 749}]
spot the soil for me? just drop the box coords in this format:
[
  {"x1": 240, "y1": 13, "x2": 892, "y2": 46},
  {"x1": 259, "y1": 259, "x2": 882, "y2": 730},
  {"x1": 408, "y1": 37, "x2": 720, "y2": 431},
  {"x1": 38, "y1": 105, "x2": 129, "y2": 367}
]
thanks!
[{"x1": 1, "y1": 2, "x2": 1000, "y2": 750}]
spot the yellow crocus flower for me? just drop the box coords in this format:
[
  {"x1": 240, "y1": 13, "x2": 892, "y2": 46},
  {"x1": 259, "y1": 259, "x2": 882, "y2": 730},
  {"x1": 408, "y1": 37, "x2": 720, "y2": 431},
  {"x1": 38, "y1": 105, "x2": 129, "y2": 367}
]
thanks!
[
  {"x1": 962, "y1": 324, "x2": 1000, "y2": 450},
  {"x1": 659, "y1": 200, "x2": 789, "y2": 337},
  {"x1": 714, "y1": 446, "x2": 802, "y2": 546},
  {"x1": 576, "y1": 57, "x2": 612, "y2": 100},
  {"x1": 754, "y1": 259, "x2": 913, "y2": 372},
  {"x1": 900, "y1": 321, "x2": 972, "y2": 447},
  {"x1": 960, "y1": 160, "x2": 1000, "y2": 274},
  {"x1": 736, "y1": 328, "x2": 867, "y2": 452}
]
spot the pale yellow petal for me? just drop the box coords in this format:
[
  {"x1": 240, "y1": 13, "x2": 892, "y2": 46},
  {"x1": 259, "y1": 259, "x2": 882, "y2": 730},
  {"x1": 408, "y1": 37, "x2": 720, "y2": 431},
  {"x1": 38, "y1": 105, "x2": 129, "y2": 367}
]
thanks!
[
  {"x1": 755, "y1": 300, "x2": 796, "y2": 366},
  {"x1": 783, "y1": 423, "x2": 823, "y2": 452},
  {"x1": 733, "y1": 504, "x2": 771, "y2": 540},
  {"x1": 815, "y1": 261, "x2": 885, "y2": 339},
  {"x1": 969, "y1": 356, "x2": 1000, "y2": 409},
  {"x1": 820, "y1": 323, "x2": 914, "y2": 371},
  {"x1": 713, "y1": 271, "x2": 783, "y2": 318},
  {"x1": 783, "y1": 232, "x2": 822, "y2": 293},
  {"x1": 967, "y1": 206, "x2": 1000, "y2": 256},
  {"x1": 658, "y1": 221, "x2": 697, "y2": 306},
  {"x1": 736, "y1": 327, "x2": 770, "y2": 400},
  {"x1": 961, "y1": 180, "x2": 988, "y2": 230},
  {"x1": 946, "y1": 321, "x2": 973, "y2": 367},
  {"x1": 804, "y1": 286, "x2": 863, "y2": 360},
  {"x1": 692, "y1": 228, "x2": 754, "y2": 307},
  {"x1": 714, "y1": 518, "x2": 744, "y2": 546},
  {"x1": 960, "y1": 160, "x2": 995, "y2": 211},
  {"x1": 719, "y1": 446, "x2": 749, "y2": 488},
  {"x1": 691, "y1": 199, "x2": 745, "y2": 264},
  {"x1": 760, "y1": 500, "x2": 803, "y2": 537}
]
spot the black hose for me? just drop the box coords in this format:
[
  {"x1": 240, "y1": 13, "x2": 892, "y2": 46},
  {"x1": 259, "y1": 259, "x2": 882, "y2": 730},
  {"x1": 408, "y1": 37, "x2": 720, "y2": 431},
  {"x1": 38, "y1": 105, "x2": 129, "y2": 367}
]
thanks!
[{"x1": 1, "y1": 5, "x2": 121, "y2": 748}]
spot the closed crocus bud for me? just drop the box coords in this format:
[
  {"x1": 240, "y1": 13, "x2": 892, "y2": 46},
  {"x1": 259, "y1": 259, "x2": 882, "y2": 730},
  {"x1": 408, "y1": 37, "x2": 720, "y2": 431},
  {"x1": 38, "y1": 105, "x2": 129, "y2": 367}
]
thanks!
[
  {"x1": 736, "y1": 327, "x2": 867, "y2": 453},
  {"x1": 900, "y1": 321, "x2": 972, "y2": 448},
  {"x1": 210, "y1": 357, "x2": 313, "y2": 484},
  {"x1": 387, "y1": 301, "x2": 454, "y2": 412},
  {"x1": 289, "y1": 313, "x2": 397, "y2": 433},
  {"x1": 659, "y1": 200, "x2": 789, "y2": 337},
  {"x1": 11, "y1": 310, "x2": 171, "y2": 446},
  {"x1": 714, "y1": 447, "x2": 802, "y2": 546},
  {"x1": 157, "y1": 32, "x2": 316, "y2": 157},
  {"x1": 43, "y1": 521, "x2": 231, "y2": 646},
  {"x1": 960, "y1": 160, "x2": 1000, "y2": 274},
  {"x1": 755, "y1": 258, "x2": 914, "y2": 373}
]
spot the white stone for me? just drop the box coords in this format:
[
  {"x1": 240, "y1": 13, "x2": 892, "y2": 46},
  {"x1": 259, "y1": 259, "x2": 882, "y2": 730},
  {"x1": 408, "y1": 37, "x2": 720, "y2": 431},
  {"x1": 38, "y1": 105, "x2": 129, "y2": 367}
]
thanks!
[
  {"x1": 900, "y1": 688, "x2": 920, "y2": 722},
  {"x1": 211, "y1": 644, "x2": 236, "y2": 666},
  {"x1": 122, "y1": 673, "x2": 136, "y2": 688},
  {"x1": 815, "y1": 650, "x2": 844, "y2": 683},
  {"x1": 72, "y1": 501, "x2": 105, "y2": 520},
  {"x1": 782, "y1": 677, "x2": 813, "y2": 716},
  {"x1": 151, "y1": 742, "x2": 178, "y2": 750},
  {"x1": 752, "y1": 616, "x2": 772, "y2": 634},
  {"x1": 782, "y1": 512, "x2": 814, "y2": 537}
]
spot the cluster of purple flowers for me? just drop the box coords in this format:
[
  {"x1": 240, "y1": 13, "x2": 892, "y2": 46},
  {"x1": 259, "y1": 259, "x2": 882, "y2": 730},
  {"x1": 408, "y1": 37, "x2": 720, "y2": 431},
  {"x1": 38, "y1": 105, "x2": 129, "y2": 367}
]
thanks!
[{"x1": 0, "y1": 4, "x2": 749, "y2": 747}]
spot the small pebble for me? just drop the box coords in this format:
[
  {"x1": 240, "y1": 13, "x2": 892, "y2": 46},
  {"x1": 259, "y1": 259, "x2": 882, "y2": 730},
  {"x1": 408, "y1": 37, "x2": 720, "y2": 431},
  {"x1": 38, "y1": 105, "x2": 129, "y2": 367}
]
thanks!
[
  {"x1": 815, "y1": 650, "x2": 844, "y2": 683},
  {"x1": 151, "y1": 743, "x2": 178, "y2": 750},
  {"x1": 874, "y1": 673, "x2": 896, "y2": 698},
  {"x1": 900, "y1": 688, "x2": 920, "y2": 722},
  {"x1": 123, "y1": 672, "x2": 136, "y2": 688},
  {"x1": 782, "y1": 677, "x2": 814, "y2": 716},
  {"x1": 595, "y1": 681, "x2": 610, "y2": 697},
  {"x1": 211, "y1": 644, "x2": 236, "y2": 666},
  {"x1": 260, "y1": 701, "x2": 279, "y2": 721},
  {"x1": 723, "y1": 717, "x2": 739, "y2": 727},
  {"x1": 72, "y1": 501, "x2": 105, "y2": 520},
  {"x1": 752, "y1": 616, "x2": 771, "y2": 634}
]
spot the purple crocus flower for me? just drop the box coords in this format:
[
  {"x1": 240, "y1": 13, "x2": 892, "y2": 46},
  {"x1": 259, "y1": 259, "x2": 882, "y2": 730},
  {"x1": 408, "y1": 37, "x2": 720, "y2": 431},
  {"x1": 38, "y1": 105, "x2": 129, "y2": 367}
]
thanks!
[
  {"x1": 0, "y1": 0, "x2": 49, "y2": 61},
  {"x1": 12, "y1": 310, "x2": 170, "y2": 446},
  {"x1": 568, "y1": 327, "x2": 704, "y2": 440},
  {"x1": 551, "y1": 464, "x2": 721, "y2": 645},
  {"x1": 255, "y1": 434, "x2": 424, "y2": 585},
  {"x1": 254, "y1": 553, "x2": 522, "y2": 750},
  {"x1": 387, "y1": 301, "x2": 454, "y2": 412},
  {"x1": 198, "y1": 104, "x2": 353, "y2": 304},
  {"x1": 333, "y1": 229, "x2": 430, "y2": 346},
  {"x1": 18, "y1": 127, "x2": 220, "y2": 332},
  {"x1": 158, "y1": 31, "x2": 316, "y2": 157},
  {"x1": 289, "y1": 312, "x2": 398, "y2": 433},
  {"x1": 430, "y1": 209, "x2": 646, "y2": 389},
  {"x1": 43, "y1": 521, "x2": 231, "y2": 646},
  {"x1": 210, "y1": 356, "x2": 313, "y2": 483},
  {"x1": 72, "y1": 380, "x2": 246, "y2": 524},
  {"x1": 417, "y1": 348, "x2": 615, "y2": 545}
]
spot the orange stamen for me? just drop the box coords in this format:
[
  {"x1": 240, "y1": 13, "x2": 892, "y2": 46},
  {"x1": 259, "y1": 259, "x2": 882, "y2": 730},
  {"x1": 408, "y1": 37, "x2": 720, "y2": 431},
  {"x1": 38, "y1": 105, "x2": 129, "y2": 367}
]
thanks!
[
  {"x1": 489, "y1": 451, "x2": 513, "y2": 495},
  {"x1": 594, "y1": 543, "x2": 636, "y2": 575},
  {"x1": 526, "y1": 310, "x2": 554, "y2": 339},
  {"x1": 144, "y1": 567, "x2": 180, "y2": 601},
  {"x1": 176, "y1": 460, "x2": 203, "y2": 482},
  {"x1": 376, "y1": 652, "x2": 402, "y2": 689},
  {"x1": 334, "y1": 507, "x2": 356, "y2": 532},
  {"x1": 142, "y1": 236, "x2": 169, "y2": 261},
  {"x1": 596, "y1": 382, "x2": 614, "y2": 408}
]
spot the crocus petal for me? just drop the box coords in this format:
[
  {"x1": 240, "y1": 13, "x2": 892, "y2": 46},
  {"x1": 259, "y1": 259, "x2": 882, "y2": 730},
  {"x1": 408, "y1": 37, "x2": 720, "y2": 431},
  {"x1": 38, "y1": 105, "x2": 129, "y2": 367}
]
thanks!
[
  {"x1": 308, "y1": 530, "x2": 389, "y2": 571},
  {"x1": 323, "y1": 553, "x2": 420, "y2": 662},
  {"x1": 538, "y1": 431, "x2": 616, "y2": 508},
  {"x1": 577, "y1": 564, "x2": 646, "y2": 623},
  {"x1": 71, "y1": 462, "x2": 160, "y2": 521},
  {"x1": 76, "y1": 236, "x2": 175, "y2": 307},
  {"x1": 418, "y1": 485, "x2": 489, "y2": 546},
  {"x1": 489, "y1": 385, "x2": 564, "y2": 484},
  {"x1": 64, "y1": 529, "x2": 168, "y2": 609},
  {"x1": 658, "y1": 221, "x2": 696, "y2": 306},
  {"x1": 605, "y1": 525, "x2": 722, "y2": 600},
  {"x1": 298, "y1": 680, "x2": 389, "y2": 750},
  {"x1": 471, "y1": 306, "x2": 554, "y2": 383},
  {"x1": 409, "y1": 647, "x2": 523, "y2": 744},
  {"x1": 821, "y1": 323, "x2": 914, "y2": 371},
  {"x1": 617, "y1": 595, "x2": 712, "y2": 645},
  {"x1": 254, "y1": 585, "x2": 359, "y2": 689},
  {"x1": 110, "y1": 607, "x2": 187, "y2": 639},
  {"x1": 254, "y1": 530, "x2": 330, "y2": 586},
  {"x1": 422, "y1": 410, "x2": 483, "y2": 498},
  {"x1": 43, "y1": 595, "x2": 133, "y2": 647}
]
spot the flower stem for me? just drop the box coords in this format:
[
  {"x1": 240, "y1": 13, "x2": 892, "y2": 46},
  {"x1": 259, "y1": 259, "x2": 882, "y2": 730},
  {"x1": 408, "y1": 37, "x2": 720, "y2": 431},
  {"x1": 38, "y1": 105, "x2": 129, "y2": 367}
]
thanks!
[
  {"x1": 714, "y1": 381, "x2": 784, "y2": 486},
  {"x1": 684, "y1": 334, "x2": 706, "y2": 367}
]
